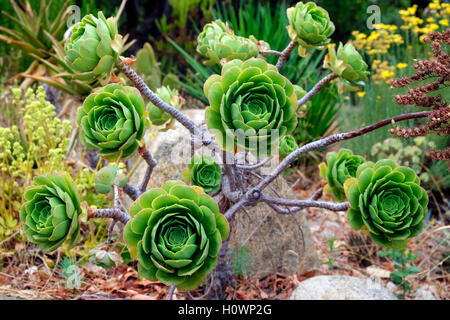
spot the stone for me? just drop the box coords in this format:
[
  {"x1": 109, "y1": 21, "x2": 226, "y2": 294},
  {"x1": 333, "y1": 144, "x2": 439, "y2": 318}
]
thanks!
[
  {"x1": 412, "y1": 285, "x2": 441, "y2": 300},
  {"x1": 125, "y1": 109, "x2": 319, "y2": 278},
  {"x1": 290, "y1": 275, "x2": 398, "y2": 300}
]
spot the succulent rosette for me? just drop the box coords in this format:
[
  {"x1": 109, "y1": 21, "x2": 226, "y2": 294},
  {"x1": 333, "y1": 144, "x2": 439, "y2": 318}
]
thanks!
[
  {"x1": 344, "y1": 159, "x2": 428, "y2": 248},
  {"x1": 197, "y1": 20, "x2": 267, "y2": 65},
  {"x1": 77, "y1": 84, "x2": 146, "y2": 161},
  {"x1": 20, "y1": 173, "x2": 81, "y2": 252},
  {"x1": 182, "y1": 156, "x2": 222, "y2": 194},
  {"x1": 65, "y1": 12, "x2": 123, "y2": 84},
  {"x1": 204, "y1": 58, "x2": 297, "y2": 157},
  {"x1": 278, "y1": 135, "x2": 298, "y2": 159},
  {"x1": 286, "y1": 2, "x2": 335, "y2": 56},
  {"x1": 147, "y1": 86, "x2": 183, "y2": 127},
  {"x1": 94, "y1": 165, "x2": 127, "y2": 194},
  {"x1": 319, "y1": 149, "x2": 365, "y2": 202},
  {"x1": 124, "y1": 181, "x2": 230, "y2": 290},
  {"x1": 324, "y1": 42, "x2": 369, "y2": 90}
]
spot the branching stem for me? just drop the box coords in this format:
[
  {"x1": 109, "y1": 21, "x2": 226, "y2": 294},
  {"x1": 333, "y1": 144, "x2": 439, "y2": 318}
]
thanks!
[
  {"x1": 275, "y1": 40, "x2": 298, "y2": 70},
  {"x1": 297, "y1": 73, "x2": 338, "y2": 111}
]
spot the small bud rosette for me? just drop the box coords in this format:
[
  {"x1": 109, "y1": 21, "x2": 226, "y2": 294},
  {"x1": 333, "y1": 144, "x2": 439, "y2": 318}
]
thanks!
[
  {"x1": 124, "y1": 181, "x2": 230, "y2": 290},
  {"x1": 197, "y1": 20, "x2": 263, "y2": 66},
  {"x1": 204, "y1": 58, "x2": 297, "y2": 157},
  {"x1": 77, "y1": 84, "x2": 146, "y2": 161},
  {"x1": 286, "y1": 2, "x2": 335, "y2": 57},
  {"x1": 20, "y1": 173, "x2": 81, "y2": 252},
  {"x1": 278, "y1": 135, "x2": 298, "y2": 159},
  {"x1": 344, "y1": 160, "x2": 428, "y2": 248},
  {"x1": 94, "y1": 165, "x2": 127, "y2": 194},
  {"x1": 65, "y1": 12, "x2": 123, "y2": 84},
  {"x1": 182, "y1": 156, "x2": 222, "y2": 194},
  {"x1": 319, "y1": 149, "x2": 365, "y2": 202},
  {"x1": 148, "y1": 86, "x2": 184, "y2": 127},
  {"x1": 324, "y1": 42, "x2": 369, "y2": 91}
]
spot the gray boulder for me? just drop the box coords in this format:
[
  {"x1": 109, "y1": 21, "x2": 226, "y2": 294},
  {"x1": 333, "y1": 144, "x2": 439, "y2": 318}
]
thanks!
[{"x1": 290, "y1": 275, "x2": 398, "y2": 300}]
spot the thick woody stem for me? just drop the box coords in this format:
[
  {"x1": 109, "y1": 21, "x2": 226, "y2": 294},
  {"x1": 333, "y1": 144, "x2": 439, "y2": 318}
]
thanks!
[
  {"x1": 235, "y1": 156, "x2": 272, "y2": 170},
  {"x1": 138, "y1": 146, "x2": 157, "y2": 192},
  {"x1": 261, "y1": 195, "x2": 350, "y2": 211},
  {"x1": 167, "y1": 285, "x2": 176, "y2": 300},
  {"x1": 259, "y1": 49, "x2": 282, "y2": 56},
  {"x1": 276, "y1": 40, "x2": 298, "y2": 70},
  {"x1": 116, "y1": 60, "x2": 208, "y2": 143},
  {"x1": 297, "y1": 73, "x2": 338, "y2": 111},
  {"x1": 254, "y1": 110, "x2": 432, "y2": 193},
  {"x1": 87, "y1": 207, "x2": 131, "y2": 224},
  {"x1": 123, "y1": 183, "x2": 141, "y2": 201}
]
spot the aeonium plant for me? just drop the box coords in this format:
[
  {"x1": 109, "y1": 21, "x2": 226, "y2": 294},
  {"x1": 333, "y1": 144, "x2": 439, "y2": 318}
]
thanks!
[
  {"x1": 20, "y1": 173, "x2": 81, "y2": 252},
  {"x1": 344, "y1": 160, "x2": 428, "y2": 248},
  {"x1": 18, "y1": 4, "x2": 441, "y2": 299},
  {"x1": 286, "y1": 1, "x2": 335, "y2": 57},
  {"x1": 77, "y1": 84, "x2": 147, "y2": 161},
  {"x1": 65, "y1": 11, "x2": 123, "y2": 84},
  {"x1": 204, "y1": 58, "x2": 297, "y2": 157},
  {"x1": 123, "y1": 181, "x2": 229, "y2": 290},
  {"x1": 182, "y1": 156, "x2": 222, "y2": 194}
]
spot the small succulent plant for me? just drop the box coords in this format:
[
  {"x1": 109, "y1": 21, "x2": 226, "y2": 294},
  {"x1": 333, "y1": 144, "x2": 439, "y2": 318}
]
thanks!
[
  {"x1": 147, "y1": 86, "x2": 184, "y2": 128},
  {"x1": 324, "y1": 42, "x2": 369, "y2": 91},
  {"x1": 319, "y1": 149, "x2": 366, "y2": 202},
  {"x1": 286, "y1": 1, "x2": 335, "y2": 56},
  {"x1": 278, "y1": 135, "x2": 299, "y2": 159},
  {"x1": 94, "y1": 165, "x2": 127, "y2": 194},
  {"x1": 196, "y1": 20, "x2": 265, "y2": 66},
  {"x1": 65, "y1": 12, "x2": 123, "y2": 84},
  {"x1": 182, "y1": 156, "x2": 222, "y2": 194}
]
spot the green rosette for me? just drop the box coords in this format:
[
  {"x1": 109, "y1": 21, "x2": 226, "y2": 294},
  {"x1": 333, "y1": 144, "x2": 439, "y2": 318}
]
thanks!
[
  {"x1": 204, "y1": 58, "x2": 297, "y2": 157},
  {"x1": 20, "y1": 173, "x2": 81, "y2": 252},
  {"x1": 319, "y1": 149, "x2": 365, "y2": 202},
  {"x1": 182, "y1": 156, "x2": 222, "y2": 194},
  {"x1": 65, "y1": 11, "x2": 123, "y2": 84},
  {"x1": 77, "y1": 84, "x2": 147, "y2": 161},
  {"x1": 344, "y1": 159, "x2": 428, "y2": 248},
  {"x1": 123, "y1": 181, "x2": 230, "y2": 290}
]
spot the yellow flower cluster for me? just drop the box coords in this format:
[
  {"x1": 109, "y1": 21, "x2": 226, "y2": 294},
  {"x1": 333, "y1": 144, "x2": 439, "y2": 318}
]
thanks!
[
  {"x1": 371, "y1": 60, "x2": 395, "y2": 85},
  {"x1": 400, "y1": 1, "x2": 449, "y2": 41},
  {"x1": 351, "y1": 0, "x2": 449, "y2": 55},
  {"x1": 351, "y1": 24, "x2": 403, "y2": 56}
]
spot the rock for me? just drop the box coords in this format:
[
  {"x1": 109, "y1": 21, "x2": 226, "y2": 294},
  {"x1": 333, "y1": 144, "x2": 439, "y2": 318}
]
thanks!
[
  {"x1": 366, "y1": 265, "x2": 391, "y2": 278},
  {"x1": 125, "y1": 109, "x2": 319, "y2": 278},
  {"x1": 290, "y1": 275, "x2": 398, "y2": 300},
  {"x1": 412, "y1": 285, "x2": 440, "y2": 300}
]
